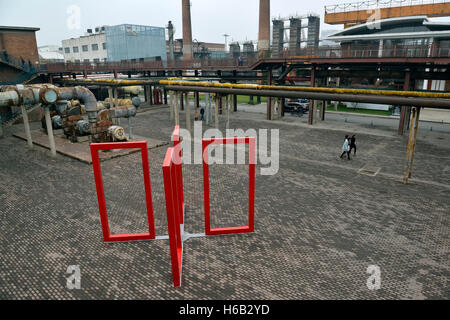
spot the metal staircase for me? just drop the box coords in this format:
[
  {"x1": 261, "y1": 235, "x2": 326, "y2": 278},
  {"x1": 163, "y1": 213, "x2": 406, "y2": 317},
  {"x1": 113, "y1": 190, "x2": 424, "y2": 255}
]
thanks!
[
  {"x1": 0, "y1": 103, "x2": 40, "y2": 127},
  {"x1": 0, "y1": 51, "x2": 40, "y2": 85}
]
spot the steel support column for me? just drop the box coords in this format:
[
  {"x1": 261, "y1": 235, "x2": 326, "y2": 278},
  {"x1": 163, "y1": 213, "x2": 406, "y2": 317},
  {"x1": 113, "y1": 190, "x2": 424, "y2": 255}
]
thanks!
[
  {"x1": 308, "y1": 66, "x2": 316, "y2": 125},
  {"x1": 267, "y1": 69, "x2": 272, "y2": 120},
  {"x1": 398, "y1": 71, "x2": 411, "y2": 135},
  {"x1": 403, "y1": 107, "x2": 421, "y2": 183}
]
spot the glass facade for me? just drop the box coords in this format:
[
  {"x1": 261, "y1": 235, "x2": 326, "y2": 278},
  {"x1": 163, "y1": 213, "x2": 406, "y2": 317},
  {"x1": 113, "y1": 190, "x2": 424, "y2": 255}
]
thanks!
[{"x1": 105, "y1": 24, "x2": 167, "y2": 62}]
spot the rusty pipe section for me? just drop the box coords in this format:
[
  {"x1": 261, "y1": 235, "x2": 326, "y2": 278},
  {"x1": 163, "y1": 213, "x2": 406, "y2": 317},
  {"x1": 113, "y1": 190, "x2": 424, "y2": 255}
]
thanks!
[
  {"x1": 0, "y1": 84, "x2": 57, "y2": 107},
  {"x1": 53, "y1": 86, "x2": 98, "y2": 125},
  {"x1": 111, "y1": 105, "x2": 136, "y2": 118}
]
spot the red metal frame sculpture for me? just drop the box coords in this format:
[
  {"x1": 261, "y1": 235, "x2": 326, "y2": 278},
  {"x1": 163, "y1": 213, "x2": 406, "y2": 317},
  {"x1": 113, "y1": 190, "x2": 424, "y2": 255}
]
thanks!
[
  {"x1": 202, "y1": 137, "x2": 256, "y2": 236},
  {"x1": 162, "y1": 147, "x2": 184, "y2": 287},
  {"x1": 172, "y1": 126, "x2": 185, "y2": 224},
  {"x1": 90, "y1": 141, "x2": 156, "y2": 242},
  {"x1": 90, "y1": 131, "x2": 257, "y2": 287}
]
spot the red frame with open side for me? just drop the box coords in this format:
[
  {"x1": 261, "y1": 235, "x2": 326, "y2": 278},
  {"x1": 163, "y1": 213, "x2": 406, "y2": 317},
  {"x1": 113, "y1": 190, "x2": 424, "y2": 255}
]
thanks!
[
  {"x1": 202, "y1": 137, "x2": 256, "y2": 236},
  {"x1": 162, "y1": 147, "x2": 184, "y2": 287},
  {"x1": 90, "y1": 141, "x2": 156, "y2": 242},
  {"x1": 172, "y1": 125, "x2": 185, "y2": 224}
]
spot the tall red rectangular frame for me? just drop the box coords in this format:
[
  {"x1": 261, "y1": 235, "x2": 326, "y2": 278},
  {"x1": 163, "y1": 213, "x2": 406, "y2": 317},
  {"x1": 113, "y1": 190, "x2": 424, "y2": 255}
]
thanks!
[
  {"x1": 202, "y1": 137, "x2": 256, "y2": 236},
  {"x1": 162, "y1": 147, "x2": 183, "y2": 287},
  {"x1": 172, "y1": 126, "x2": 185, "y2": 225},
  {"x1": 90, "y1": 141, "x2": 156, "y2": 243}
]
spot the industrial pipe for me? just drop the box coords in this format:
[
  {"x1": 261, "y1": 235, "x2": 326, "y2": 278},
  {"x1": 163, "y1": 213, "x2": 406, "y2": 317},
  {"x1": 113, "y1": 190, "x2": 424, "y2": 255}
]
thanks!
[
  {"x1": 56, "y1": 78, "x2": 450, "y2": 103},
  {"x1": 54, "y1": 86, "x2": 98, "y2": 126},
  {"x1": 164, "y1": 85, "x2": 450, "y2": 109},
  {"x1": 160, "y1": 80, "x2": 450, "y2": 100}
]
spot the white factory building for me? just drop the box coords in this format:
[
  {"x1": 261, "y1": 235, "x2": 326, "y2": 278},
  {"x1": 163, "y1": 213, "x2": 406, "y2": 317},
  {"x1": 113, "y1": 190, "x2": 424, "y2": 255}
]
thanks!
[
  {"x1": 62, "y1": 27, "x2": 108, "y2": 63},
  {"x1": 61, "y1": 24, "x2": 167, "y2": 63}
]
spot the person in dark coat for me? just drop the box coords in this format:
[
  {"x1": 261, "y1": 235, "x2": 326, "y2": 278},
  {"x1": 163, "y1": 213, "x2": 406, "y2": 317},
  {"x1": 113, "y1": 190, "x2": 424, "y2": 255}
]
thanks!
[
  {"x1": 350, "y1": 135, "x2": 357, "y2": 155},
  {"x1": 200, "y1": 107, "x2": 205, "y2": 121}
]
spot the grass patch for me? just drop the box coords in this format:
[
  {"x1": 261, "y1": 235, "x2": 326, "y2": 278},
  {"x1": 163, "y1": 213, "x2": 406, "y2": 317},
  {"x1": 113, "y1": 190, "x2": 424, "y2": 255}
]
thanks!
[{"x1": 327, "y1": 105, "x2": 392, "y2": 116}]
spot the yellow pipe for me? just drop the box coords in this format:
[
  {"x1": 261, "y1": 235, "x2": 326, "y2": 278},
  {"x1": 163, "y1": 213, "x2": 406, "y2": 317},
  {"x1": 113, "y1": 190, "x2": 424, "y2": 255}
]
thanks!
[
  {"x1": 59, "y1": 78, "x2": 450, "y2": 99},
  {"x1": 159, "y1": 80, "x2": 450, "y2": 99}
]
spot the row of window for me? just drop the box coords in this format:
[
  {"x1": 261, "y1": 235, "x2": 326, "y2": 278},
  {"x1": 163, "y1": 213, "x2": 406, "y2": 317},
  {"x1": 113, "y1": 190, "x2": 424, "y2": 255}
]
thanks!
[
  {"x1": 64, "y1": 43, "x2": 107, "y2": 54},
  {"x1": 71, "y1": 58, "x2": 108, "y2": 63}
]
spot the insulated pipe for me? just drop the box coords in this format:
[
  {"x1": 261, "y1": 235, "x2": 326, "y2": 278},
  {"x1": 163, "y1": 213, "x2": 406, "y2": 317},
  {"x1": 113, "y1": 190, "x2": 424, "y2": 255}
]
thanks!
[
  {"x1": 160, "y1": 80, "x2": 450, "y2": 100},
  {"x1": 164, "y1": 85, "x2": 450, "y2": 109},
  {"x1": 55, "y1": 79, "x2": 450, "y2": 107},
  {"x1": 54, "y1": 86, "x2": 98, "y2": 125}
]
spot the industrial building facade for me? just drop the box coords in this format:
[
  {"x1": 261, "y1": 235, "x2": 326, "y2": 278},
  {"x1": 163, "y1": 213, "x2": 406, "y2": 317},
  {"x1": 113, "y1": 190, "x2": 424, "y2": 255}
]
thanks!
[
  {"x1": 327, "y1": 16, "x2": 450, "y2": 91},
  {"x1": 62, "y1": 24, "x2": 167, "y2": 63}
]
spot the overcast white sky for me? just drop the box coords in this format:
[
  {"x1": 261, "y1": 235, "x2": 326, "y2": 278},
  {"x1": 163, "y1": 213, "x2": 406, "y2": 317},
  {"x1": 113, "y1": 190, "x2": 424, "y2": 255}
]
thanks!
[
  {"x1": 0, "y1": 0, "x2": 346, "y2": 47},
  {"x1": 1, "y1": 0, "x2": 449, "y2": 47}
]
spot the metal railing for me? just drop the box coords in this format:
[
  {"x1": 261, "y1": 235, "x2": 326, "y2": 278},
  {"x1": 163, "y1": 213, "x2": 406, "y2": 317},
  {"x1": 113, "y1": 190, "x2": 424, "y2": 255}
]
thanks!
[
  {"x1": 325, "y1": 0, "x2": 449, "y2": 14},
  {"x1": 43, "y1": 57, "x2": 258, "y2": 74},
  {"x1": 0, "y1": 50, "x2": 39, "y2": 74},
  {"x1": 38, "y1": 44, "x2": 450, "y2": 75},
  {"x1": 271, "y1": 44, "x2": 450, "y2": 59}
]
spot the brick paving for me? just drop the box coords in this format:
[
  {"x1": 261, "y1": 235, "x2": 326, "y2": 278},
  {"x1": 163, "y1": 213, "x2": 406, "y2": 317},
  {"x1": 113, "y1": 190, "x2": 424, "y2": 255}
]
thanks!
[{"x1": 0, "y1": 107, "x2": 449, "y2": 299}]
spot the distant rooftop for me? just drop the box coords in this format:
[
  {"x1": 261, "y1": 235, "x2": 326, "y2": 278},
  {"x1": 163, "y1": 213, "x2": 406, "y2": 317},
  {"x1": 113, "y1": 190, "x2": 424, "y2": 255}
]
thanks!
[{"x1": 0, "y1": 26, "x2": 40, "y2": 32}]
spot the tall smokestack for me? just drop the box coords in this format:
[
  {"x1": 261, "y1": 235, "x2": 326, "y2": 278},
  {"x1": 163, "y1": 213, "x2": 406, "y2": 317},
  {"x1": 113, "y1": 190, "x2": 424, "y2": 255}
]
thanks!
[
  {"x1": 182, "y1": 0, "x2": 193, "y2": 60},
  {"x1": 168, "y1": 21, "x2": 175, "y2": 61},
  {"x1": 258, "y1": 0, "x2": 270, "y2": 57}
]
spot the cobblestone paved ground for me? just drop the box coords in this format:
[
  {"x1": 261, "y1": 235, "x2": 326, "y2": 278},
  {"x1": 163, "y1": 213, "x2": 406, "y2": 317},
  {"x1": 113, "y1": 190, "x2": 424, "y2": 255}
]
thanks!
[{"x1": 0, "y1": 106, "x2": 449, "y2": 300}]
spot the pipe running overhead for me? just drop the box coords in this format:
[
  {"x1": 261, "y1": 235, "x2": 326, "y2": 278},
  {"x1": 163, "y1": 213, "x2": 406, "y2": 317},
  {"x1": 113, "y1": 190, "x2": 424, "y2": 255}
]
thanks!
[
  {"x1": 164, "y1": 85, "x2": 450, "y2": 109},
  {"x1": 56, "y1": 78, "x2": 450, "y2": 100}
]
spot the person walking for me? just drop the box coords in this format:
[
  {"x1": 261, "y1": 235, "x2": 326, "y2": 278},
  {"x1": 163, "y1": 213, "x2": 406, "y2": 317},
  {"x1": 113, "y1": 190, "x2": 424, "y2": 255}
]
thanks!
[
  {"x1": 200, "y1": 107, "x2": 205, "y2": 121},
  {"x1": 340, "y1": 135, "x2": 351, "y2": 160},
  {"x1": 238, "y1": 56, "x2": 243, "y2": 67},
  {"x1": 350, "y1": 135, "x2": 357, "y2": 155}
]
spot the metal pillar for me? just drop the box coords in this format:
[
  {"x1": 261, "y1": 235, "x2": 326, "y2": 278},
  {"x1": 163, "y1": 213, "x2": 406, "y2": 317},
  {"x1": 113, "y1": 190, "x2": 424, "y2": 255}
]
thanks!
[
  {"x1": 149, "y1": 85, "x2": 154, "y2": 105},
  {"x1": 20, "y1": 105, "x2": 33, "y2": 148},
  {"x1": 267, "y1": 69, "x2": 272, "y2": 120},
  {"x1": 194, "y1": 91, "x2": 200, "y2": 120},
  {"x1": 219, "y1": 95, "x2": 223, "y2": 115},
  {"x1": 403, "y1": 107, "x2": 421, "y2": 183},
  {"x1": 233, "y1": 94, "x2": 238, "y2": 112},
  {"x1": 180, "y1": 93, "x2": 184, "y2": 111},
  {"x1": 185, "y1": 92, "x2": 191, "y2": 131},
  {"x1": 319, "y1": 101, "x2": 326, "y2": 121},
  {"x1": 226, "y1": 95, "x2": 230, "y2": 129},
  {"x1": 44, "y1": 107, "x2": 56, "y2": 157},
  {"x1": 113, "y1": 88, "x2": 119, "y2": 108},
  {"x1": 308, "y1": 66, "x2": 316, "y2": 125},
  {"x1": 277, "y1": 98, "x2": 283, "y2": 119},
  {"x1": 169, "y1": 91, "x2": 174, "y2": 121},
  {"x1": 164, "y1": 88, "x2": 168, "y2": 105},
  {"x1": 175, "y1": 92, "x2": 180, "y2": 126},
  {"x1": 398, "y1": 71, "x2": 411, "y2": 135},
  {"x1": 214, "y1": 95, "x2": 219, "y2": 129}
]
